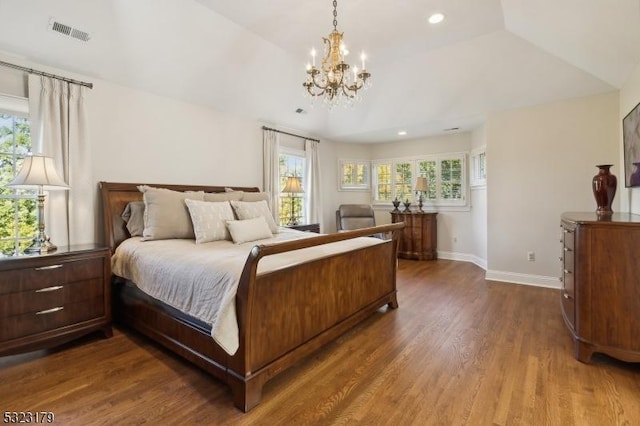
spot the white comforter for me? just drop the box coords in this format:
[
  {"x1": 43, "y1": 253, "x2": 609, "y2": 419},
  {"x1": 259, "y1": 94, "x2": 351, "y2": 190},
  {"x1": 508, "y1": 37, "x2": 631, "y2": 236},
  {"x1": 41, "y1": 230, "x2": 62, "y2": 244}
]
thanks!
[{"x1": 111, "y1": 228, "x2": 382, "y2": 355}]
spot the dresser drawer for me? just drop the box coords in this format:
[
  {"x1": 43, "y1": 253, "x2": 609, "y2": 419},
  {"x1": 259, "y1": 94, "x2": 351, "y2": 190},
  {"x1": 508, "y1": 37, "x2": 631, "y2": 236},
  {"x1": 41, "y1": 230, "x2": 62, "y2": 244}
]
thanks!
[
  {"x1": 0, "y1": 296, "x2": 105, "y2": 341},
  {"x1": 0, "y1": 278, "x2": 104, "y2": 318},
  {"x1": 0, "y1": 257, "x2": 104, "y2": 295}
]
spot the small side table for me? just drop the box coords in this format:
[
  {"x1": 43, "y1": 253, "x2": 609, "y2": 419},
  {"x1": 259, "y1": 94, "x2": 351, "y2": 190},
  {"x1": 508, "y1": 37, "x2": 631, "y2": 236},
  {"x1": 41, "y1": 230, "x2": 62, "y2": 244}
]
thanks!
[
  {"x1": 390, "y1": 212, "x2": 437, "y2": 260},
  {"x1": 286, "y1": 223, "x2": 320, "y2": 233},
  {"x1": 0, "y1": 244, "x2": 112, "y2": 356}
]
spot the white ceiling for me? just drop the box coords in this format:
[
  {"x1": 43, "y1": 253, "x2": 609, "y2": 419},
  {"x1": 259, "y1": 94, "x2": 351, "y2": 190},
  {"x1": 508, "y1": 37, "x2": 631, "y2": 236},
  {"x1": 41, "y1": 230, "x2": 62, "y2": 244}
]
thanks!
[{"x1": 0, "y1": 0, "x2": 638, "y2": 143}]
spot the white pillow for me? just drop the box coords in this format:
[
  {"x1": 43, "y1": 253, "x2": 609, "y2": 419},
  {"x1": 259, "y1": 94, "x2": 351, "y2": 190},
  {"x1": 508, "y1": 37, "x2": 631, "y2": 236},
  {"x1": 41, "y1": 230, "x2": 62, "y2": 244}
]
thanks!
[
  {"x1": 230, "y1": 200, "x2": 279, "y2": 233},
  {"x1": 138, "y1": 185, "x2": 204, "y2": 241},
  {"x1": 226, "y1": 216, "x2": 274, "y2": 244},
  {"x1": 185, "y1": 199, "x2": 235, "y2": 243}
]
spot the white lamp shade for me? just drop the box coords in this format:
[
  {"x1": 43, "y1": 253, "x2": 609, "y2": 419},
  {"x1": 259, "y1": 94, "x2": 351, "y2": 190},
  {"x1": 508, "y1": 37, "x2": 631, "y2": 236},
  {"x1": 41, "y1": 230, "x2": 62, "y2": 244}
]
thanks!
[
  {"x1": 7, "y1": 154, "x2": 69, "y2": 190},
  {"x1": 282, "y1": 176, "x2": 304, "y2": 193},
  {"x1": 415, "y1": 176, "x2": 428, "y2": 192}
]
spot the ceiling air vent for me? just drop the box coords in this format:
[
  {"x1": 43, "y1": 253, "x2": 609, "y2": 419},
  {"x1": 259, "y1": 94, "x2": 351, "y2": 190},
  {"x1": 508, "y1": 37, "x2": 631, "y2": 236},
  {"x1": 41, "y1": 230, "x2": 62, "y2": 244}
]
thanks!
[{"x1": 48, "y1": 19, "x2": 91, "y2": 42}]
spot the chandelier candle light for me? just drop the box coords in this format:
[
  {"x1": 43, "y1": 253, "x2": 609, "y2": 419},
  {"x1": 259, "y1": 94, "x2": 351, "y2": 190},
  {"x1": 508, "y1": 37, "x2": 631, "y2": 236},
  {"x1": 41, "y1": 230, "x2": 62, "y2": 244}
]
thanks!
[
  {"x1": 7, "y1": 154, "x2": 69, "y2": 253},
  {"x1": 282, "y1": 176, "x2": 304, "y2": 225},
  {"x1": 303, "y1": 0, "x2": 371, "y2": 107}
]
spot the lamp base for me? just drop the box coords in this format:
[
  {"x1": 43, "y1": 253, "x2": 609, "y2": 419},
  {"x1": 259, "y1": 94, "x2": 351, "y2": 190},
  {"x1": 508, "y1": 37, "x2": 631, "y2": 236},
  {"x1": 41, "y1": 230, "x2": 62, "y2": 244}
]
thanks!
[{"x1": 24, "y1": 236, "x2": 57, "y2": 254}]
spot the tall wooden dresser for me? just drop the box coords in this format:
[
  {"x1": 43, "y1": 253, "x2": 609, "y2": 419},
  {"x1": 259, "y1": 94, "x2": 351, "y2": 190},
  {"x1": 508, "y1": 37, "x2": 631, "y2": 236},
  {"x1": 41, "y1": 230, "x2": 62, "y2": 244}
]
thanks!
[
  {"x1": 390, "y1": 211, "x2": 437, "y2": 260},
  {"x1": 560, "y1": 212, "x2": 640, "y2": 363}
]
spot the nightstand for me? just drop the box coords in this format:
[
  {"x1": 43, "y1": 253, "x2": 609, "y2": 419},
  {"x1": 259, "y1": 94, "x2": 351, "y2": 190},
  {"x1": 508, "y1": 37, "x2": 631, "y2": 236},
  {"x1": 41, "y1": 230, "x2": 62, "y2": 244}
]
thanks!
[
  {"x1": 286, "y1": 223, "x2": 320, "y2": 233},
  {"x1": 0, "y1": 244, "x2": 112, "y2": 356}
]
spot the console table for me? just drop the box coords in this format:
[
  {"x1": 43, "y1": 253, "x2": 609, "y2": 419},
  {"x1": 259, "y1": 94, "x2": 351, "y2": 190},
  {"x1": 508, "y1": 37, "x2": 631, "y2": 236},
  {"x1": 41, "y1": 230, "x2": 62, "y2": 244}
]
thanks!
[{"x1": 390, "y1": 211, "x2": 437, "y2": 260}]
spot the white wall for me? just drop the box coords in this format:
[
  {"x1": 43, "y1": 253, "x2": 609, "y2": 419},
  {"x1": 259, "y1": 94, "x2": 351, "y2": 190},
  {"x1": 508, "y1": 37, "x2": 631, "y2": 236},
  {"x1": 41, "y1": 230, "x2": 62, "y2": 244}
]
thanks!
[
  {"x1": 470, "y1": 126, "x2": 487, "y2": 268},
  {"x1": 620, "y1": 62, "x2": 640, "y2": 214},
  {"x1": 485, "y1": 92, "x2": 619, "y2": 287},
  {"x1": 320, "y1": 140, "x2": 371, "y2": 232}
]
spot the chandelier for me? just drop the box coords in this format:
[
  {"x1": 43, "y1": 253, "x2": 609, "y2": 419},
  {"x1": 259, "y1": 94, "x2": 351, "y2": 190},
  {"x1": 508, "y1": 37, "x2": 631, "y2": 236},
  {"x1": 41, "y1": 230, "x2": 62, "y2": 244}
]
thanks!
[{"x1": 303, "y1": 0, "x2": 371, "y2": 107}]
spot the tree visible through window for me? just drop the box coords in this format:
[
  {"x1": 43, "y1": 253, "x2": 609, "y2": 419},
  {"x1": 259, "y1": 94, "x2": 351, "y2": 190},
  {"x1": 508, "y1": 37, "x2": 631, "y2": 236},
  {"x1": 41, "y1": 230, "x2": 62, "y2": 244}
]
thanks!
[
  {"x1": 0, "y1": 112, "x2": 36, "y2": 256},
  {"x1": 373, "y1": 153, "x2": 466, "y2": 207},
  {"x1": 279, "y1": 151, "x2": 306, "y2": 225}
]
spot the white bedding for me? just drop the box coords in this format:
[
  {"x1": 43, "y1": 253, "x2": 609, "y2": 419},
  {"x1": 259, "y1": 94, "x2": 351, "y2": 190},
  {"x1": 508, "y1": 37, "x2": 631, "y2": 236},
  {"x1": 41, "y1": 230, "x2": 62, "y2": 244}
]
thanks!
[{"x1": 111, "y1": 228, "x2": 383, "y2": 355}]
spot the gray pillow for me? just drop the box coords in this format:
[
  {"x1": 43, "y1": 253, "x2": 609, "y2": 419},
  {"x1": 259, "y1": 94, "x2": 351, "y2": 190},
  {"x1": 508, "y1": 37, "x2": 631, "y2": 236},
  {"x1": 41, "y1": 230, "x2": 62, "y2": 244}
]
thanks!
[
  {"x1": 121, "y1": 201, "x2": 145, "y2": 237},
  {"x1": 203, "y1": 191, "x2": 243, "y2": 202},
  {"x1": 138, "y1": 185, "x2": 204, "y2": 240}
]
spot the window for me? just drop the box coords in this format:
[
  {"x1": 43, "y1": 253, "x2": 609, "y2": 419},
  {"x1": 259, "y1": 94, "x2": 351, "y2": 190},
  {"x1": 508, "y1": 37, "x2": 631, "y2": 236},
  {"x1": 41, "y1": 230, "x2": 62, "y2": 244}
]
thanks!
[
  {"x1": 0, "y1": 97, "x2": 36, "y2": 256},
  {"x1": 470, "y1": 147, "x2": 486, "y2": 187},
  {"x1": 338, "y1": 159, "x2": 370, "y2": 190},
  {"x1": 373, "y1": 153, "x2": 467, "y2": 207},
  {"x1": 278, "y1": 148, "x2": 306, "y2": 225}
]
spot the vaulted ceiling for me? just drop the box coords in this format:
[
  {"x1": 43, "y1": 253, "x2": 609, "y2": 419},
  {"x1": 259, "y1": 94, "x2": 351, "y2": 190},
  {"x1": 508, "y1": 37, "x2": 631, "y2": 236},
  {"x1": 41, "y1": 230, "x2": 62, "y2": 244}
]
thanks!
[{"x1": 0, "y1": 0, "x2": 638, "y2": 143}]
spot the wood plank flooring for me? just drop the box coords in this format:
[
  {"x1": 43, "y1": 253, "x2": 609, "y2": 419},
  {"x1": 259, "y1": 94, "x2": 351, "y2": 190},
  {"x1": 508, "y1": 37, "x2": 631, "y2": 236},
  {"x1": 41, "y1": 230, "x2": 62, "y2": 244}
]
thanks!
[{"x1": 1, "y1": 259, "x2": 639, "y2": 425}]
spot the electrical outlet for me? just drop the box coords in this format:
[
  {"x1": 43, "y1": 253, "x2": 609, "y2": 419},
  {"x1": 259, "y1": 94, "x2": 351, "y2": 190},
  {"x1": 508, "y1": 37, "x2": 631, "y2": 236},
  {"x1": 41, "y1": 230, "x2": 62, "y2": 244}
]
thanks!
[{"x1": 527, "y1": 251, "x2": 535, "y2": 262}]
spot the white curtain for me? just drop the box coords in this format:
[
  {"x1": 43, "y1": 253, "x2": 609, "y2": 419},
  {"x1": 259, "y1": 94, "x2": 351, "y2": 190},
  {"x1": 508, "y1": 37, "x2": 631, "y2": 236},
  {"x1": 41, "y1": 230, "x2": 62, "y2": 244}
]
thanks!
[
  {"x1": 263, "y1": 129, "x2": 280, "y2": 222},
  {"x1": 304, "y1": 139, "x2": 322, "y2": 229},
  {"x1": 28, "y1": 75, "x2": 93, "y2": 246}
]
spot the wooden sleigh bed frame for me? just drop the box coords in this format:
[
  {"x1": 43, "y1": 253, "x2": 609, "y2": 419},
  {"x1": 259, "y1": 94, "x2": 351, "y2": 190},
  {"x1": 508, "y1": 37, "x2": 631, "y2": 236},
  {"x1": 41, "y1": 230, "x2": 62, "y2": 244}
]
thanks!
[{"x1": 100, "y1": 181, "x2": 403, "y2": 412}]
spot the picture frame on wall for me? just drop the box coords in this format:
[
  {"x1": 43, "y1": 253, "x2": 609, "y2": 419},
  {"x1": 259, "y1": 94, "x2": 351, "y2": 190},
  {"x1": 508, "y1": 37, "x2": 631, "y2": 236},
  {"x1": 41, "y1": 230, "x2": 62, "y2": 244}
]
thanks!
[{"x1": 623, "y1": 101, "x2": 640, "y2": 187}]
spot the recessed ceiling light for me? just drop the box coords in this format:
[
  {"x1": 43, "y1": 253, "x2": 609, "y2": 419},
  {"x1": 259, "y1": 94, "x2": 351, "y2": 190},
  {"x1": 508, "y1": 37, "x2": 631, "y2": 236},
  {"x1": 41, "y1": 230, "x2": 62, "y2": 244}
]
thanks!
[
  {"x1": 428, "y1": 13, "x2": 445, "y2": 24},
  {"x1": 398, "y1": 130, "x2": 407, "y2": 136}
]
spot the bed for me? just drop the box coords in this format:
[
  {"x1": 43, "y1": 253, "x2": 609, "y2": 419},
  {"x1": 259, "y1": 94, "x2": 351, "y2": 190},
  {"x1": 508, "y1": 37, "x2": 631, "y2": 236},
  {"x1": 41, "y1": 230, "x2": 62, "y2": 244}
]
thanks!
[{"x1": 100, "y1": 181, "x2": 403, "y2": 412}]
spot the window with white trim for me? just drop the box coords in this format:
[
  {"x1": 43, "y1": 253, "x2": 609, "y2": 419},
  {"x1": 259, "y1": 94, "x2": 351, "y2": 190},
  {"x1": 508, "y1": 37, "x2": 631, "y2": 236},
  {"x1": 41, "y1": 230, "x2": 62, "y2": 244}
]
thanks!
[
  {"x1": 0, "y1": 95, "x2": 36, "y2": 256},
  {"x1": 338, "y1": 159, "x2": 369, "y2": 190},
  {"x1": 373, "y1": 153, "x2": 467, "y2": 207},
  {"x1": 278, "y1": 148, "x2": 307, "y2": 225},
  {"x1": 470, "y1": 146, "x2": 486, "y2": 187}
]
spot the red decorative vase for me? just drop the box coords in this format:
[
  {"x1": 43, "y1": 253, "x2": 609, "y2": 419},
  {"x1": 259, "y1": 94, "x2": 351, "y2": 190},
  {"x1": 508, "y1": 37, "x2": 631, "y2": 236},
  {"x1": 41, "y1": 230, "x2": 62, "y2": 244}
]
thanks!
[{"x1": 592, "y1": 164, "x2": 617, "y2": 215}]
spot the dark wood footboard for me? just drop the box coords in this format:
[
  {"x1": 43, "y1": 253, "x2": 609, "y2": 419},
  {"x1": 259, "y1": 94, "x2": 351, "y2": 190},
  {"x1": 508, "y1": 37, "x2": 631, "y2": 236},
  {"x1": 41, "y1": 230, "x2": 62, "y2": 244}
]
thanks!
[{"x1": 100, "y1": 181, "x2": 402, "y2": 412}]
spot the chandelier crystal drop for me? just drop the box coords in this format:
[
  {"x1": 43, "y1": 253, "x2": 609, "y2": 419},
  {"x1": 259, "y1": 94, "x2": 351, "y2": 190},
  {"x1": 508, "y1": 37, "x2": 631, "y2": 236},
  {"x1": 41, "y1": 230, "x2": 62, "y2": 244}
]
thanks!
[{"x1": 303, "y1": 0, "x2": 371, "y2": 108}]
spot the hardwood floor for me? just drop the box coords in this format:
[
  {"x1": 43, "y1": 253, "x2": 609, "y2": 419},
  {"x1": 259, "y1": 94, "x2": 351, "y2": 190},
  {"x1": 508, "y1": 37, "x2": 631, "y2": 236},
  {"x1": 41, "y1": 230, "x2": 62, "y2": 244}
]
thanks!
[{"x1": 1, "y1": 259, "x2": 638, "y2": 425}]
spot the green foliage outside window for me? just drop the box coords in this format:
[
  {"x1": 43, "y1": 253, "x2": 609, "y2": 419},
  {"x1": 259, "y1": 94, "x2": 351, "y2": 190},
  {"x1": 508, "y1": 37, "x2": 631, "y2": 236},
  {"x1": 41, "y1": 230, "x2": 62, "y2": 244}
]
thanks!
[
  {"x1": 279, "y1": 153, "x2": 305, "y2": 225},
  {"x1": 394, "y1": 162, "x2": 412, "y2": 201},
  {"x1": 441, "y1": 159, "x2": 462, "y2": 200},
  {"x1": 0, "y1": 114, "x2": 36, "y2": 256},
  {"x1": 375, "y1": 163, "x2": 391, "y2": 201}
]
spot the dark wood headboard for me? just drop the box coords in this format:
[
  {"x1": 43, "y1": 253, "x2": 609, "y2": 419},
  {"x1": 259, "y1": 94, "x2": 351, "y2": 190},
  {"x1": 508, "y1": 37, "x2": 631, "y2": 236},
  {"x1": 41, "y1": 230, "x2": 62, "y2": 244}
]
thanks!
[{"x1": 99, "y1": 182, "x2": 260, "y2": 253}]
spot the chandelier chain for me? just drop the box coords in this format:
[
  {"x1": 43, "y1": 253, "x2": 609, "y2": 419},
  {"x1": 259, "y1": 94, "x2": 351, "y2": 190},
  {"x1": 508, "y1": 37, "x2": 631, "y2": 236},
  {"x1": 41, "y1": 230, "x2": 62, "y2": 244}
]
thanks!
[{"x1": 332, "y1": 0, "x2": 338, "y2": 31}]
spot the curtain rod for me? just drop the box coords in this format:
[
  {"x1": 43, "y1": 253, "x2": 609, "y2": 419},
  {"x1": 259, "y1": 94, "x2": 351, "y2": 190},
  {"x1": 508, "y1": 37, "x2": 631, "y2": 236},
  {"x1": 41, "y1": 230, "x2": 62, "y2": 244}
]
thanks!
[
  {"x1": 0, "y1": 60, "x2": 93, "y2": 89},
  {"x1": 262, "y1": 126, "x2": 320, "y2": 143}
]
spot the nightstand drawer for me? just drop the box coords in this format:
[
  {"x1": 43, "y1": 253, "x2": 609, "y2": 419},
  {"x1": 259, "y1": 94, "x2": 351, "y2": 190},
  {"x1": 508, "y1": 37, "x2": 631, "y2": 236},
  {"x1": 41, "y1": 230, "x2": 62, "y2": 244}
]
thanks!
[
  {"x1": 0, "y1": 278, "x2": 104, "y2": 317},
  {"x1": 0, "y1": 296, "x2": 105, "y2": 341},
  {"x1": 0, "y1": 257, "x2": 103, "y2": 294}
]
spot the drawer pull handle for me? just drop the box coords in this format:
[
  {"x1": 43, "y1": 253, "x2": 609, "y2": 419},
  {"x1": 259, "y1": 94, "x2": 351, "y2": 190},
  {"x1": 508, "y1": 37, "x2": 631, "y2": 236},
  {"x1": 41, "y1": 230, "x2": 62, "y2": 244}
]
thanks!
[
  {"x1": 563, "y1": 293, "x2": 572, "y2": 300},
  {"x1": 34, "y1": 264, "x2": 63, "y2": 271},
  {"x1": 563, "y1": 229, "x2": 573, "y2": 234},
  {"x1": 563, "y1": 269, "x2": 572, "y2": 274},
  {"x1": 35, "y1": 285, "x2": 64, "y2": 293},
  {"x1": 563, "y1": 247, "x2": 572, "y2": 252},
  {"x1": 35, "y1": 306, "x2": 64, "y2": 315}
]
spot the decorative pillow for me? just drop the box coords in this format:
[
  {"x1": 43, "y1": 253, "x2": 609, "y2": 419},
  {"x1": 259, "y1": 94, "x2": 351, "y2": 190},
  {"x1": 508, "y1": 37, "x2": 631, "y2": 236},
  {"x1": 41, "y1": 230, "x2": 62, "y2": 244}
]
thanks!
[
  {"x1": 230, "y1": 200, "x2": 279, "y2": 233},
  {"x1": 185, "y1": 199, "x2": 235, "y2": 243},
  {"x1": 121, "y1": 201, "x2": 145, "y2": 237},
  {"x1": 138, "y1": 185, "x2": 204, "y2": 241},
  {"x1": 226, "y1": 216, "x2": 273, "y2": 244},
  {"x1": 203, "y1": 191, "x2": 243, "y2": 202}
]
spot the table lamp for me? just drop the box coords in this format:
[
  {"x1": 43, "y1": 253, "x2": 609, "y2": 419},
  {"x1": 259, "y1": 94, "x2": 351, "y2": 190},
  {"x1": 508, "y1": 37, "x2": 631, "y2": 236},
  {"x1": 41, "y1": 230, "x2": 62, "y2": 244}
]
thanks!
[
  {"x1": 7, "y1": 154, "x2": 69, "y2": 253},
  {"x1": 415, "y1": 176, "x2": 428, "y2": 212},
  {"x1": 282, "y1": 176, "x2": 304, "y2": 225}
]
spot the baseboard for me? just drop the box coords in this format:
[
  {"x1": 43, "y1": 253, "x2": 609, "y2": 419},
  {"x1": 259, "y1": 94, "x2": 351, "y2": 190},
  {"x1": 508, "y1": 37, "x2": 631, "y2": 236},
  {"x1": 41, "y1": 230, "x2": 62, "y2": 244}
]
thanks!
[
  {"x1": 436, "y1": 251, "x2": 560, "y2": 289},
  {"x1": 485, "y1": 270, "x2": 561, "y2": 289},
  {"x1": 437, "y1": 251, "x2": 487, "y2": 270}
]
